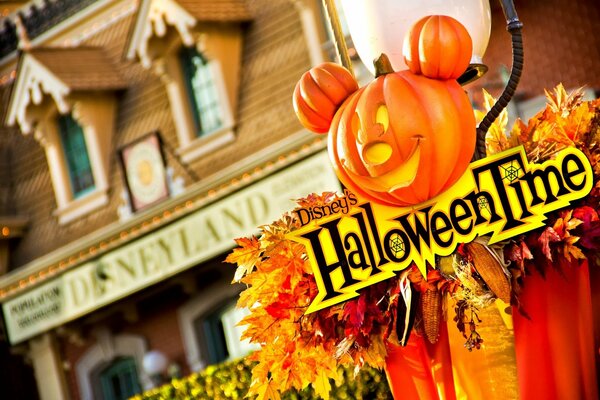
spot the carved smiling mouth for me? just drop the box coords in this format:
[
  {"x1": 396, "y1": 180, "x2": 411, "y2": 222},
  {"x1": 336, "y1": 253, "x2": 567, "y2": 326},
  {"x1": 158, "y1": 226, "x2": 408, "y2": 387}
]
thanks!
[{"x1": 343, "y1": 141, "x2": 421, "y2": 192}]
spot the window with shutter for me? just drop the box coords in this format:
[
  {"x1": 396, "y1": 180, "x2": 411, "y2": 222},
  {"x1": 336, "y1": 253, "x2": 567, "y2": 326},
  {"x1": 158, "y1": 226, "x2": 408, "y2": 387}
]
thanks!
[
  {"x1": 99, "y1": 357, "x2": 142, "y2": 400},
  {"x1": 57, "y1": 114, "x2": 95, "y2": 198},
  {"x1": 179, "y1": 47, "x2": 224, "y2": 137}
]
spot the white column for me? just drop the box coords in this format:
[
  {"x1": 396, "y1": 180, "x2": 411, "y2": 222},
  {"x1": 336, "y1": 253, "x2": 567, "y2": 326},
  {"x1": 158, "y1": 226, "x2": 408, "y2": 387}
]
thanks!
[
  {"x1": 155, "y1": 56, "x2": 195, "y2": 148},
  {"x1": 41, "y1": 124, "x2": 72, "y2": 208},
  {"x1": 29, "y1": 333, "x2": 70, "y2": 400},
  {"x1": 294, "y1": 0, "x2": 325, "y2": 66}
]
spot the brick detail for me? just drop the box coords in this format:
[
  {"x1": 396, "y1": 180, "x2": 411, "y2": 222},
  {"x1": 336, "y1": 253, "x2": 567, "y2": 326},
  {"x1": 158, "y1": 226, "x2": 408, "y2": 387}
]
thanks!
[{"x1": 472, "y1": 0, "x2": 600, "y2": 99}]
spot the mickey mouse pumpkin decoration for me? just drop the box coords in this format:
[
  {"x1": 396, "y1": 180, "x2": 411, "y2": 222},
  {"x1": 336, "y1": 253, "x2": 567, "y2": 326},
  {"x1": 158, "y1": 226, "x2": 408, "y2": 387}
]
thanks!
[{"x1": 294, "y1": 15, "x2": 476, "y2": 206}]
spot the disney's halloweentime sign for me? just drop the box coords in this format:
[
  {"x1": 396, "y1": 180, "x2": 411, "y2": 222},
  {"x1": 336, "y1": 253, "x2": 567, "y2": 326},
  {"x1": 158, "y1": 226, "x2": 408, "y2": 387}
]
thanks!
[{"x1": 291, "y1": 146, "x2": 593, "y2": 313}]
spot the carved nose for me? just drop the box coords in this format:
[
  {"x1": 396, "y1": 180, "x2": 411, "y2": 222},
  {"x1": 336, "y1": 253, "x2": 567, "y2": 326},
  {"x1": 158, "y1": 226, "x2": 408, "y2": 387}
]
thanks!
[{"x1": 363, "y1": 142, "x2": 393, "y2": 165}]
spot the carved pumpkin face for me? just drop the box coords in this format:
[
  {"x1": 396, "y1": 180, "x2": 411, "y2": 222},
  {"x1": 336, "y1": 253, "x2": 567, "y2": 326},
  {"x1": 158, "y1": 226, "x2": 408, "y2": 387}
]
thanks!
[
  {"x1": 292, "y1": 15, "x2": 476, "y2": 206},
  {"x1": 328, "y1": 70, "x2": 475, "y2": 206}
]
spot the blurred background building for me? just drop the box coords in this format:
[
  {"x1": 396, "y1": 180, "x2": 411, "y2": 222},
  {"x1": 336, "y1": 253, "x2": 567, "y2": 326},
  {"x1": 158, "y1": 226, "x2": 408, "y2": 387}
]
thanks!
[{"x1": 0, "y1": 0, "x2": 597, "y2": 399}]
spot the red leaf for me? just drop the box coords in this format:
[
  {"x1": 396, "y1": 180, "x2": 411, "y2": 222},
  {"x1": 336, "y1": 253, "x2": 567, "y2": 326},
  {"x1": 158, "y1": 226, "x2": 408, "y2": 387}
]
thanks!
[
  {"x1": 573, "y1": 206, "x2": 599, "y2": 223},
  {"x1": 265, "y1": 302, "x2": 289, "y2": 319},
  {"x1": 343, "y1": 296, "x2": 366, "y2": 337},
  {"x1": 282, "y1": 275, "x2": 292, "y2": 291},
  {"x1": 538, "y1": 227, "x2": 561, "y2": 261}
]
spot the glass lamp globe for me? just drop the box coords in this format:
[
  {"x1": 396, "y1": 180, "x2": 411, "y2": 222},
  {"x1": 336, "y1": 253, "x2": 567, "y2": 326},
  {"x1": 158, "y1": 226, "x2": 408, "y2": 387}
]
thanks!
[
  {"x1": 143, "y1": 350, "x2": 169, "y2": 376},
  {"x1": 340, "y1": 0, "x2": 491, "y2": 75}
]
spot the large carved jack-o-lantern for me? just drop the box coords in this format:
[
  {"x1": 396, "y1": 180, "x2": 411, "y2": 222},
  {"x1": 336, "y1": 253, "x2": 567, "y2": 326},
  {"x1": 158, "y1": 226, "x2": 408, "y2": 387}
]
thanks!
[{"x1": 294, "y1": 15, "x2": 476, "y2": 206}]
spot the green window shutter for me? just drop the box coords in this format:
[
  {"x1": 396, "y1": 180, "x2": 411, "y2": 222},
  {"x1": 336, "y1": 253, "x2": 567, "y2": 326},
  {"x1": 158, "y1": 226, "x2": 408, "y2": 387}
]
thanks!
[
  {"x1": 179, "y1": 46, "x2": 224, "y2": 137},
  {"x1": 99, "y1": 357, "x2": 142, "y2": 400},
  {"x1": 57, "y1": 114, "x2": 95, "y2": 197}
]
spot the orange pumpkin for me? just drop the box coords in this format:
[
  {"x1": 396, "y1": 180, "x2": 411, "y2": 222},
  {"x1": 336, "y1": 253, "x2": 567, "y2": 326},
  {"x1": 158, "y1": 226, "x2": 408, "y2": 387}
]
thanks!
[
  {"x1": 293, "y1": 62, "x2": 358, "y2": 133},
  {"x1": 328, "y1": 54, "x2": 475, "y2": 206},
  {"x1": 403, "y1": 15, "x2": 472, "y2": 80}
]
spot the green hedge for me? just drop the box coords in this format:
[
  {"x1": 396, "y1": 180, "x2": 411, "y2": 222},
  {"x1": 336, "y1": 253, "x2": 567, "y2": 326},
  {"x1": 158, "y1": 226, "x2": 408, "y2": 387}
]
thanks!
[{"x1": 132, "y1": 358, "x2": 392, "y2": 400}]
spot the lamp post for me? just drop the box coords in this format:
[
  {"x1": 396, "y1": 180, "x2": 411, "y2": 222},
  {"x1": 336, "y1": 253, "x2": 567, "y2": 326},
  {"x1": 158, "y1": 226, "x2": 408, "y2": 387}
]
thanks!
[
  {"x1": 142, "y1": 350, "x2": 169, "y2": 387},
  {"x1": 322, "y1": 0, "x2": 523, "y2": 161},
  {"x1": 339, "y1": 0, "x2": 492, "y2": 79}
]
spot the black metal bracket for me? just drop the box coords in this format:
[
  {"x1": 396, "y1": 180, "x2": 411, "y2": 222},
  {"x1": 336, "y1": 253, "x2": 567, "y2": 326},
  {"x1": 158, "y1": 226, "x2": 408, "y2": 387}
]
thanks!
[{"x1": 472, "y1": 0, "x2": 524, "y2": 161}]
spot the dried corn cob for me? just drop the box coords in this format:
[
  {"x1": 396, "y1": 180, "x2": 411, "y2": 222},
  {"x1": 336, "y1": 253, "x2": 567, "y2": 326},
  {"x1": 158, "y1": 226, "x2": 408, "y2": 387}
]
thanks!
[
  {"x1": 421, "y1": 287, "x2": 442, "y2": 344},
  {"x1": 466, "y1": 241, "x2": 512, "y2": 303}
]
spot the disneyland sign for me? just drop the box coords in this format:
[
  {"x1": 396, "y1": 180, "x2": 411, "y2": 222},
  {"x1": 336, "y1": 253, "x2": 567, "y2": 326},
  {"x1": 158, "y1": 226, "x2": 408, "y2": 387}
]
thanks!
[{"x1": 3, "y1": 151, "x2": 341, "y2": 344}]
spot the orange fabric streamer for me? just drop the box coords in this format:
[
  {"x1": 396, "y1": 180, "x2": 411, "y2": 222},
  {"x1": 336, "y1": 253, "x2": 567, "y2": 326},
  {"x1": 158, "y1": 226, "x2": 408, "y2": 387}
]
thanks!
[
  {"x1": 447, "y1": 300, "x2": 518, "y2": 400},
  {"x1": 512, "y1": 261, "x2": 598, "y2": 400},
  {"x1": 385, "y1": 324, "x2": 457, "y2": 400}
]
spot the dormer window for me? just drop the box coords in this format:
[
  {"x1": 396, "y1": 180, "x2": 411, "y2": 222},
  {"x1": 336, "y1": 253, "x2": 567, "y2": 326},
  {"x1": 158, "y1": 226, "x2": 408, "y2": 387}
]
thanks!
[
  {"x1": 126, "y1": 0, "x2": 250, "y2": 164},
  {"x1": 5, "y1": 48, "x2": 126, "y2": 224},
  {"x1": 179, "y1": 47, "x2": 224, "y2": 137},
  {"x1": 58, "y1": 114, "x2": 95, "y2": 198}
]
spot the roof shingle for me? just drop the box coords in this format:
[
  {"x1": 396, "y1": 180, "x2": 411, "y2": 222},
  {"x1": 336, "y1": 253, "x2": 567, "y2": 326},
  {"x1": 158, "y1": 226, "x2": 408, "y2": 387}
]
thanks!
[
  {"x1": 28, "y1": 47, "x2": 127, "y2": 90},
  {"x1": 176, "y1": 0, "x2": 252, "y2": 22}
]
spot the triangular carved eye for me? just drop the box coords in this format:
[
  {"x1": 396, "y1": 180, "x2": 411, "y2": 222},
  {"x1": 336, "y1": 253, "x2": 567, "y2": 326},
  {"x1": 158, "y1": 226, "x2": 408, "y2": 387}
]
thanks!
[{"x1": 376, "y1": 104, "x2": 389, "y2": 132}]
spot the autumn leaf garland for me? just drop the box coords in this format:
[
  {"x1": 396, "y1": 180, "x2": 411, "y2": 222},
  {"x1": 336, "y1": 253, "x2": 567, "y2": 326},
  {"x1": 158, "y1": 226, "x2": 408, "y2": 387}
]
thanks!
[{"x1": 225, "y1": 86, "x2": 600, "y2": 399}]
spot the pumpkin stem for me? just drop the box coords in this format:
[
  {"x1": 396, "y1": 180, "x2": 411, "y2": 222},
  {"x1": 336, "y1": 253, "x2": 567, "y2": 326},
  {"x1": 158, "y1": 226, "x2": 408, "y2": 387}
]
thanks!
[{"x1": 374, "y1": 53, "x2": 395, "y2": 77}]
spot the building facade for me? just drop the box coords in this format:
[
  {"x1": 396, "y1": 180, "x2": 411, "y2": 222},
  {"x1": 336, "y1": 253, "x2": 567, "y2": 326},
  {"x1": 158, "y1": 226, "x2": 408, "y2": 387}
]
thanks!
[{"x1": 0, "y1": 0, "x2": 597, "y2": 399}]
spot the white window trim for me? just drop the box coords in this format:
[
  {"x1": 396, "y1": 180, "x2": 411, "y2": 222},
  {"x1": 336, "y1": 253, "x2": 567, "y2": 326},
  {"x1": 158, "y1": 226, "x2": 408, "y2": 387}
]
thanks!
[
  {"x1": 176, "y1": 58, "x2": 235, "y2": 163},
  {"x1": 76, "y1": 329, "x2": 152, "y2": 400},
  {"x1": 177, "y1": 280, "x2": 242, "y2": 372},
  {"x1": 154, "y1": 47, "x2": 236, "y2": 164},
  {"x1": 53, "y1": 188, "x2": 109, "y2": 225}
]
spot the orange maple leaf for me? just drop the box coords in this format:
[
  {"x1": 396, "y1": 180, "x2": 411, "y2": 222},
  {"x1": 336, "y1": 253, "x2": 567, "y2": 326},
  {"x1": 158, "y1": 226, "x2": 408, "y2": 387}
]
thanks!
[{"x1": 225, "y1": 236, "x2": 262, "y2": 282}]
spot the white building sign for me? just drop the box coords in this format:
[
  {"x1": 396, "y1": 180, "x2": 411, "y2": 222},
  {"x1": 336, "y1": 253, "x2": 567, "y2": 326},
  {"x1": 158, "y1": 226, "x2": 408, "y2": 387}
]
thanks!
[{"x1": 3, "y1": 151, "x2": 341, "y2": 344}]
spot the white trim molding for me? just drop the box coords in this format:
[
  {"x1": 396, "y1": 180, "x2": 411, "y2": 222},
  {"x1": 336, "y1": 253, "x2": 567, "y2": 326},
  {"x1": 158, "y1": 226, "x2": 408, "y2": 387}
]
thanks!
[
  {"x1": 54, "y1": 188, "x2": 110, "y2": 225},
  {"x1": 76, "y1": 329, "x2": 152, "y2": 400},
  {"x1": 177, "y1": 279, "x2": 241, "y2": 372},
  {"x1": 6, "y1": 53, "x2": 70, "y2": 134},
  {"x1": 178, "y1": 128, "x2": 236, "y2": 165},
  {"x1": 126, "y1": 0, "x2": 197, "y2": 68}
]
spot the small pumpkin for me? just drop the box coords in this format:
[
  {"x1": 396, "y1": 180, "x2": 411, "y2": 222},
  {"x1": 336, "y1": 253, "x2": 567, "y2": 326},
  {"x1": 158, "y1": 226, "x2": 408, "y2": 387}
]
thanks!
[
  {"x1": 328, "y1": 53, "x2": 475, "y2": 206},
  {"x1": 293, "y1": 62, "x2": 358, "y2": 133},
  {"x1": 403, "y1": 15, "x2": 472, "y2": 80}
]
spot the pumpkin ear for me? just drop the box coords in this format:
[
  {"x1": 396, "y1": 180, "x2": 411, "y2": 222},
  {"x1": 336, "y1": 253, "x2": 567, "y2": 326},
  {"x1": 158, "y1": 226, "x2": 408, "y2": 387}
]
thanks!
[
  {"x1": 403, "y1": 15, "x2": 473, "y2": 80},
  {"x1": 293, "y1": 62, "x2": 358, "y2": 134}
]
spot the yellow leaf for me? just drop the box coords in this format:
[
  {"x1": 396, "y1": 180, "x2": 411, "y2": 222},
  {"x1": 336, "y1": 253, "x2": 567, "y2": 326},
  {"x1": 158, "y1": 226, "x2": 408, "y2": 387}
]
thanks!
[
  {"x1": 312, "y1": 372, "x2": 332, "y2": 400},
  {"x1": 250, "y1": 379, "x2": 281, "y2": 400},
  {"x1": 545, "y1": 83, "x2": 584, "y2": 117}
]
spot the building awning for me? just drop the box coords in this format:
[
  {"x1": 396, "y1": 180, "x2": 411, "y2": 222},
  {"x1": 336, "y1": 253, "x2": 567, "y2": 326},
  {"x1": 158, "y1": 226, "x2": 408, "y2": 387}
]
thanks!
[{"x1": 6, "y1": 47, "x2": 127, "y2": 134}]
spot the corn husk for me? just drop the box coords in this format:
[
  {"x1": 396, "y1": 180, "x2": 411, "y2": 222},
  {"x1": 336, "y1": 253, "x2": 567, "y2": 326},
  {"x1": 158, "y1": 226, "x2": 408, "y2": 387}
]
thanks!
[
  {"x1": 466, "y1": 242, "x2": 512, "y2": 303},
  {"x1": 421, "y1": 288, "x2": 442, "y2": 344}
]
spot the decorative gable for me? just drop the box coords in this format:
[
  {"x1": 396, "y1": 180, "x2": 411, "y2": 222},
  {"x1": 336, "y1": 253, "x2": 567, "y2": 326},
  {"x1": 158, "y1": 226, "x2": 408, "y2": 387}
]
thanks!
[
  {"x1": 7, "y1": 53, "x2": 70, "y2": 136},
  {"x1": 6, "y1": 48, "x2": 126, "y2": 139},
  {"x1": 5, "y1": 47, "x2": 127, "y2": 224},
  {"x1": 126, "y1": 0, "x2": 252, "y2": 68},
  {"x1": 127, "y1": 0, "x2": 197, "y2": 68}
]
